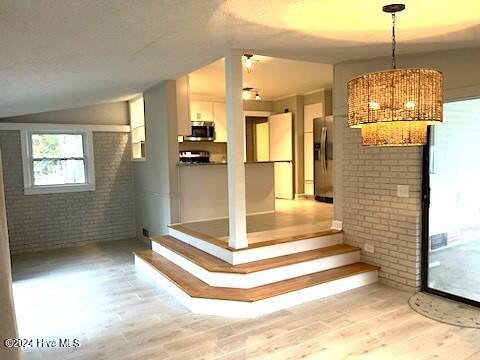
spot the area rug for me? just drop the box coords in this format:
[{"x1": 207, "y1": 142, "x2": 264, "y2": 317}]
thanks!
[{"x1": 409, "y1": 292, "x2": 480, "y2": 328}]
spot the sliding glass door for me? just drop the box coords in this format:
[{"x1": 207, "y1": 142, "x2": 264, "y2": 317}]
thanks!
[{"x1": 422, "y1": 98, "x2": 480, "y2": 306}]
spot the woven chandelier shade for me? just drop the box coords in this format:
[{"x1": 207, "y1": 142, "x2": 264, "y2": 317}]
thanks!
[{"x1": 347, "y1": 68, "x2": 443, "y2": 146}]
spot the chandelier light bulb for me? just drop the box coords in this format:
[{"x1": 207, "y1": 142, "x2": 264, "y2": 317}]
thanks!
[
  {"x1": 404, "y1": 101, "x2": 416, "y2": 110},
  {"x1": 369, "y1": 101, "x2": 380, "y2": 110}
]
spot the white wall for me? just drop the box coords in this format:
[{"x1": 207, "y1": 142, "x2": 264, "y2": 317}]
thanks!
[
  {"x1": 0, "y1": 150, "x2": 20, "y2": 360},
  {"x1": 333, "y1": 46, "x2": 480, "y2": 291},
  {"x1": 178, "y1": 163, "x2": 275, "y2": 223},
  {"x1": 0, "y1": 101, "x2": 129, "y2": 125},
  {"x1": 134, "y1": 81, "x2": 180, "y2": 239}
]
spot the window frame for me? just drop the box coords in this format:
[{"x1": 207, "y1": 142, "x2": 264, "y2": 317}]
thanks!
[
  {"x1": 129, "y1": 95, "x2": 146, "y2": 161},
  {"x1": 20, "y1": 129, "x2": 96, "y2": 195}
]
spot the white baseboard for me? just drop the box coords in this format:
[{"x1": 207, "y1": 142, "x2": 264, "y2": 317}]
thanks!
[
  {"x1": 152, "y1": 240, "x2": 360, "y2": 288},
  {"x1": 135, "y1": 255, "x2": 378, "y2": 318},
  {"x1": 178, "y1": 210, "x2": 276, "y2": 224}
]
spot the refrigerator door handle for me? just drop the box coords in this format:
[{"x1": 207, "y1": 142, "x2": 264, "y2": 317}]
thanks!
[{"x1": 321, "y1": 126, "x2": 327, "y2": 172}]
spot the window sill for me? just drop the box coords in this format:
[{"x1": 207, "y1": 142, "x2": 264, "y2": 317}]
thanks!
[{"x1": 24, "y1": 184, "x2": 96, "y2": 195}]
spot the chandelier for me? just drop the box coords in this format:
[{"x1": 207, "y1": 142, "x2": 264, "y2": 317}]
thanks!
[{"x1": 347, "y1": 4, "x2": 443, "y2": 146}]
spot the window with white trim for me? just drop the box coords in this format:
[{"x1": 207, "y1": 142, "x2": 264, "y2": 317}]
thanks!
[
  {"x1": 21, "y1": 130, "x2": 96, "y2": 195},
  {"x1": 129, "y1": 96, "x2": 146, "y2": 160}
]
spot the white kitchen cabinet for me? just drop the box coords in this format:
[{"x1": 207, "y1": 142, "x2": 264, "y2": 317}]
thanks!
[
  {"x1": 304, "y1": 132, "x2": 314, "y2": 181},
  {"x1": 269, "y1": 112, "x2": 294, "y2": 200},
  {"x1": 190, "y1": 101, "x2": 213, "y2": 122},
  {"x1": 176, "y1": 76, "x2": 191, "y2": 136},
  {"x1": 213, "y1": 102, "x2": 227, "y2": 142},
  {"x1": 304, "y1": 132, "x2": 314, "y2": 196}
]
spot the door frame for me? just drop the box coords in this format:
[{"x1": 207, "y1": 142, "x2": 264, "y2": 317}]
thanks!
[{"x1": 421, "y1": 115, "x2": 480, "y2": 308}]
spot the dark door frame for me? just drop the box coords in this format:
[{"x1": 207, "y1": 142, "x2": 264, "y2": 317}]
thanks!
[{"x1": 421, "y1": 126, "x2": 480, "y2": 308}]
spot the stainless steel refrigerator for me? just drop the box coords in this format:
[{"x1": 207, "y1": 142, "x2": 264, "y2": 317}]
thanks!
[{"x1": 314, "y1": 116, "x2": 334, "y2": 203}]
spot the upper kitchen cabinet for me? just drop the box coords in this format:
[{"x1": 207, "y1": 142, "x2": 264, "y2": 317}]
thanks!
[
  {"x1": 213, "y1": 102, "x2": 227, "y2": 143},
  {"x1": 190, "y1": 100, "x2": 213, "y2": 122},
  {"x1": 176, "y1": 76, "x2": 191, "y2": 136}
]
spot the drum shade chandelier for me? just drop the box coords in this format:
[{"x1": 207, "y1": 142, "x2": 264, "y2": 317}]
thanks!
[{"x1": 347, "y1": 4, "x2": 443, "y2": 146}]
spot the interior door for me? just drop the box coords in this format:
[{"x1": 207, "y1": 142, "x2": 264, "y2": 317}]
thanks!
[
  {"x1": 423, "y1": 98, "x2": 480, "y2": 306},
  {"x1": 304, "y1": 103, "x2": 324, "y2": 196},
  {"x1": 268, "y1": 112, "x2": 293, "y2": 199}
]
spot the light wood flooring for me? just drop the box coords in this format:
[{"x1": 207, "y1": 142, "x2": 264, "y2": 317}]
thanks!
[
  {"x1": 179, "y1": 198, "x2": 334, "y2": 245},
  {"x1": 11, "y1": 239, "x2": 480, "y2": 360}
]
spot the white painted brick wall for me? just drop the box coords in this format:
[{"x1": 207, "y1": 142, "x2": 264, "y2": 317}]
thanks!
[
  {"x1": 0, "y1": 130, "x2": 136, "y2": 253},
  {"x1": 341, "y1": 118, "x2": 422, "y2": 292}
]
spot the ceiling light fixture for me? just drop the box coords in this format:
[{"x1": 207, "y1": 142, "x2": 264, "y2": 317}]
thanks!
[
  {"x1": 243, "y1": 54, "x2": 258, "y2": 73},
  {"x1": 242, "y1": 87, "x2": 253, "y2": 100},
  {"x1": 242, "y1": 87, "x2": 261, "y2": 101},
  {"x1": 347, "y1": 4, "x2": 443, "y2": 146}
]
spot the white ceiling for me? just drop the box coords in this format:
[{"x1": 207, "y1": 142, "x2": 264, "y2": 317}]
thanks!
[
  {"x1": 189, "y1": 56, "x2": 332, "y2": 100},
  {"x1": 1, "y1": 0, "x2": 479, "y2": 117}
]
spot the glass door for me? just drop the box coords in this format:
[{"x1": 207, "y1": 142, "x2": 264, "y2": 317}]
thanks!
[{"x1": 423, "y1": 98, "x2": 480, "y2": 306}]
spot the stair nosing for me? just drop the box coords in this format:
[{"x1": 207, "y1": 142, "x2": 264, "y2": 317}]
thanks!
[
  {"x1": 134, "y1": 250, "x2": 380, "y2": 302},
  {"x1": 151, "y1": 235, "x2": 360, "y2": 274}
]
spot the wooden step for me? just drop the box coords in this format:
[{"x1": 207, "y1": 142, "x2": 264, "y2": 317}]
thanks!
[
  {"x1": 151, "y1": 235, "x2": 360, "y2": 274},
  {"x1": 168, "y1": 224, "x2": 342, "y2": 251},
  {"x1": 134, "y1": 250, "x2": 379, "y2": 302}
]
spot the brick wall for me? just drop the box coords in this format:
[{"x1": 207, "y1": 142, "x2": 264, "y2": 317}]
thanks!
[
  {"x1": 0, "y1": 130, "x2": 136, "y2": 253},
  {"x1": 341, "y1": 118, "x2": 422, "y2": 292}
]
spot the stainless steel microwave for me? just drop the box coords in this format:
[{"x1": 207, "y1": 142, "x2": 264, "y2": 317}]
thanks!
[{"x1": 183, "y1": 121, "x2": 215, "y2": 141}]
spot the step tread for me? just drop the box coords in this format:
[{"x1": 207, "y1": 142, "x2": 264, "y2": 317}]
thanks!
[
  {"x1": 168, "y1": 224, "x2": 343, "y2": 251},
  {"x1": 134, "y1": 250, "x2": 379, "y2": 302},
  {"x1": 151, "y1": 235, "x2": 360, "y2": 274}
]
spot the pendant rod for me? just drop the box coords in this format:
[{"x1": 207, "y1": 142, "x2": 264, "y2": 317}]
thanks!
[
  {"x1": 383, "y1": 3, "x2": 405, "y2": 69},
  {"x1": 391, "y1": 12, "x2": 396, "y2": 69}
]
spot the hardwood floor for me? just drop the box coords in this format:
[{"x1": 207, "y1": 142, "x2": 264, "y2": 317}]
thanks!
[
  {"x1": 179, "y1": 198, "x2": 333, "y2": 245},
  {"x1": 11, "y1": 239, "x2": 480, "y2": 360}
]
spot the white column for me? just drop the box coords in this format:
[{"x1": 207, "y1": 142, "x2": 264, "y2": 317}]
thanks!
[{"x1": 225, "y1": 49, "x2": 248, "y2": 249}]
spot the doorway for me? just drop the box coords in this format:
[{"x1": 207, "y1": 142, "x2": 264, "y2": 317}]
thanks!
[{"x1": 422, "y1": 98, "x2": 480, "y2": 307}]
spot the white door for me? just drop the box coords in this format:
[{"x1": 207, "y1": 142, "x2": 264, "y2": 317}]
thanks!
[
  {"x1": 268, "y1": 113, "x2": 293, "y2": 199},
  {"x1": 304, "y1": 103, "x2": 323, "y2": 196}
]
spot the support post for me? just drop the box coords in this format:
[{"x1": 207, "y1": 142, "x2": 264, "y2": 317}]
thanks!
[{"x1": 225, "y1": 49, "x2": 248, "y2": 249}]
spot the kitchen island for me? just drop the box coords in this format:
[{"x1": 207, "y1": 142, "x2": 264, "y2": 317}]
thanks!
[{"x1": 177, "y1": 162, "x2": 277, "y2": 223}]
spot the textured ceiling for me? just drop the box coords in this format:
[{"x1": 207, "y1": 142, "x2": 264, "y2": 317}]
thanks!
[
  {"x1": 189, "y1": 56, "x2": 333, "y2": 100},
  {"x1": 1, "y1": 0, "x2": 479, "y2": 117}
]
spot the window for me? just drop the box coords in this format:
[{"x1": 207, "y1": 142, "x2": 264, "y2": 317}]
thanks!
[
  {"x1": 21, "y1": 130, "x2": 95, "y2": 195},
  {"x1": 129, "y1": 96, "x2": 146, "y2": 160}
]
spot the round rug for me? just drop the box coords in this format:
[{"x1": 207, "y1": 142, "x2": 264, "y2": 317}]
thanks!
[{"x1": 409, "y1": 292, "x2": 480, "y2": 328}]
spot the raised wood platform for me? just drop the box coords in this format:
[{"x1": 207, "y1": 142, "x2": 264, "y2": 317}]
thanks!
[
  {"x1": 167, "y1": 224, "x2": 344, "y2": 264},
  {"x1": 135, "y1": 220, "x2": 380, "y2": 317},
  {"x1": 168, "y1": 224, "x2": 341, "y2": 251},
  {"x1": 135, "y1": 250, "x2": 379, "y2": 302},
  {"x1": 152, "y1": 235, "x2": 359, "y2": 274}
]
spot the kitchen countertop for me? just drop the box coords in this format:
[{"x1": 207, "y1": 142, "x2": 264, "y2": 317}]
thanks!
[{"x1": 177, "y1": 160, "x2": 292, "y2": 166}]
